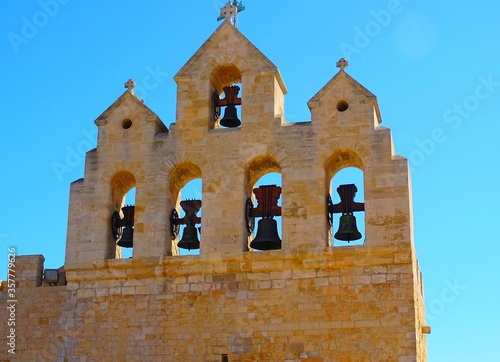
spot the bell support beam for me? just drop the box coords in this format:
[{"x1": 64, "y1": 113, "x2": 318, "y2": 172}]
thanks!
[
  {"x1": 251, "y1": 185, "x2": 282, "y2": 218},
  {"x1": 328, "y1": 184, "x2": 364, "y2": 215},
  {"x1": 216, "y1": 85, "x2": 242, "y2": 107},
  {"x1": 177, "y1": 199, "x2": 202, "y2": 226}
]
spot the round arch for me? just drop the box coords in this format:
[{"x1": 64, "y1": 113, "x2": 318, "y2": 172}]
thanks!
[
  {"x1": 209, "y1": 63, "x2": 243, "y2": 93},
  {"x1": 244, "y1": 155, "x2": 281, "y2": 194},
  {"x1": 169, "y1": 161, "x2": 203, "y2": 199},
  {"x1": 325, "y1": 148, "x2": 364, "y2": 191},
  {"x1": 110, "y1": 170, "x2": 137, "y2": 210}
]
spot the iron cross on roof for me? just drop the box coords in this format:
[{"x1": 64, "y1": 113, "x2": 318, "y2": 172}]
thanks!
[{"x1": 217, "y1": 1, "x2": 245, "y2": 26}]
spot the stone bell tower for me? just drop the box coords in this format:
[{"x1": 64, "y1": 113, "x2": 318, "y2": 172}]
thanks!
[{"x1": 1, "y1": 5, "x2": 428, "y2": 361}]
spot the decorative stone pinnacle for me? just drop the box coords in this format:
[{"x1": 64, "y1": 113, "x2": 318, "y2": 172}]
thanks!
[
  {"x1": 336, "y1": 58, "x2": 348, "y2": 71},
  {"x1": 124, "y1": 79, "x2": 136, "y2": 92},
  {"x1": 220, "y1": 1, "x2": 237, "y2": 22}
]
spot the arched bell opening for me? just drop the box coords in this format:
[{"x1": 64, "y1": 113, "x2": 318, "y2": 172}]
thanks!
[
  {"x1": 109, "y1": 171, "x2": 136, "y2": 259},
  {"x1": 116, "y1": 187, "x2": 136, "y2": 258},
  {"x1": 325, "y1": 149, "x2": 365, "y2": 247},
  {"x1": 246, "y1": 172, "x2": 283, "y2": 251},
  {"x1": 176, "y1": 178, "x2": 202, "y2": 256},
  {"x1": 168, "y1": 162, "x2": 203, "y2": 256},
  {"x1": 328, "y1": 167, "x2": 365, "y2": 247},
  {"x1": 210, "y1": 64, "x2": 243, "y2": 129}
]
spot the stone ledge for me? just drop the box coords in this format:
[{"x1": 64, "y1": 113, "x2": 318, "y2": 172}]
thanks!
[{"x1": 63, "y1": 244, "x2": 415, "y2": 283}]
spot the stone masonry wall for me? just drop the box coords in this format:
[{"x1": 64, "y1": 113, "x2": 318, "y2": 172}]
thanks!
[{"x1": 1, "y1": 245, "x2": 424, "y2": 362}]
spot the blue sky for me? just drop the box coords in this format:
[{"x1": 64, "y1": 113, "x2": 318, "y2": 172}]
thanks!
[{"x1": 1, "y1": 1, "x2": 499, "y2": 360}]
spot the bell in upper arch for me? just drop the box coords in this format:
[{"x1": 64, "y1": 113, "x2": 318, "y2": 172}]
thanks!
[
  {"x1": 218, "y1": 84, "x2": 241, "y2": 128},
  {"x1": 220, "y1": 104, "x2": 241, "y2": 128},
  {"x1": 334, "y1": 214, "x2": 362, "y2": 242}
]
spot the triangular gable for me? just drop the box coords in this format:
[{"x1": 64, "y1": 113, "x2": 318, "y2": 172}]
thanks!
[
  {"x1": 174, "y1": 21, "x2": 287, "y2": 93},
  {"x1": 94, "y1": 90, "x2": 167, "y2": 132},
  {"x1": 308, "y1": 70, "x2": 382, "y2": 124}
]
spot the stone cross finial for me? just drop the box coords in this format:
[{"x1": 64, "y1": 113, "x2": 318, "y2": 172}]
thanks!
[
  {"x1": 220, "y1": 1, "x2": 237, "y2": 21},
  {"x1": 124, "y1": 79, "x2": 136, "y2": 92},
  {"x1": 336, "y1": 58, "x2": 349, "y2": 71}
]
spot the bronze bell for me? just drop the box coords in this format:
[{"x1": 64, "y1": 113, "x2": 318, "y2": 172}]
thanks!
[
  {"x1": 220, "y1": 104, "x2": 241, "y2": 128},
  {"x1": 117, "y1": 226, "x2": 134, "y2": 248},
  {"x1": 334, "y1": 214, "x2": 362, "y2": 242},
  {"x1": 250, "y1": 218, "x2": 281, "y2": 251},
  {"x1": 177, "y1": 225, "x2": 200, "y2": 250}
]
